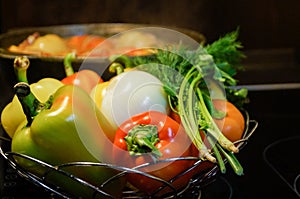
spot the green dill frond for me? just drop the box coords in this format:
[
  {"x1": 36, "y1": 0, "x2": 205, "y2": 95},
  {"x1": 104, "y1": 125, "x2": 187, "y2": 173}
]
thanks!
[{"x1": 205, "y1": 28, "x2": 246, "y2": 75}]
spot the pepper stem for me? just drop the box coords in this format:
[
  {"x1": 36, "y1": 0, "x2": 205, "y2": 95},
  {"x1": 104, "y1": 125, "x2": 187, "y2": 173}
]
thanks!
[
  {"x1": 110, "y1": 54, "x2": 133, "y2": 68},
  {"x1": 14, "y1": 82, "x2": 52, "y2": 126},
  {"x1": 124, "y1": 124, "x2": 162, "y2": 158},
  {"x1": 109, "y1": 54, "x2": 133, "y2": 75},
  {"x1": 109, "y1": 62, "x2": 124, "y2": 75},
  {"x1": 14, "y1": 56, "x2": 30, "y2": 83},
  {"x1": 64, "y1": 52, "x2": 76, "y2": 76}
]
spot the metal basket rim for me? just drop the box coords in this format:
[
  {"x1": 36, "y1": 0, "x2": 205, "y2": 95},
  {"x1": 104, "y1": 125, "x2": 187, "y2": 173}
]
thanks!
[{"x1": 0, "y1": 111, "x2": 258, "y2": 198}]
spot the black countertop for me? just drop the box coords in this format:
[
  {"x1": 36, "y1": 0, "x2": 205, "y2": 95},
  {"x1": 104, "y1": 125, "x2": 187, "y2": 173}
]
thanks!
[
  {"x1": 1, "y1": 48, "x2": 300, "y2": 198},
  {"x1": 220, "y1": 47, "x2": 300, "y2": 199},
  {"x1": 227, "y1": 49, "x2": 300, "y2": 199},
  {"x1": 222, "y1": 88, "x2": 300, "y2": 199}
]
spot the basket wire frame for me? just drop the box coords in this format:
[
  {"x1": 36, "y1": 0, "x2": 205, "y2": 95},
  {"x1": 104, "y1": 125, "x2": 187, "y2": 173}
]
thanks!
[{"x1": 0, "y1": 111, "x2": 258, "y2": 199}]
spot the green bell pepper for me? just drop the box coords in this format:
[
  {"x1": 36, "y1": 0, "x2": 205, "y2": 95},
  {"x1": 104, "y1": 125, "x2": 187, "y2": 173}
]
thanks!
[{"x1": 12, "y1": 82, "x2": 124, "y2": 198}]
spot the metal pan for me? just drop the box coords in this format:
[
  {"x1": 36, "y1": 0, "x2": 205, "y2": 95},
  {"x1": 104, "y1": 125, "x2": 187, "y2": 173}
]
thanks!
[{"x1": 0, "y1": 23, "x2": 205, "y2": 110}]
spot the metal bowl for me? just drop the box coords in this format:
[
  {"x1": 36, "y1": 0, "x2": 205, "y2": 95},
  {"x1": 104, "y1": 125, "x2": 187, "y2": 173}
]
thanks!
[{"x1": 0, "y1": 23, "x2": 205, "y2": 59}]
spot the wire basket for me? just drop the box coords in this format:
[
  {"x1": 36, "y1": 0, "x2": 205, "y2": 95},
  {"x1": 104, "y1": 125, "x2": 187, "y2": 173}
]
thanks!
[{"x1": 0, "y1": 111, "x2": 258, "y2": 199}]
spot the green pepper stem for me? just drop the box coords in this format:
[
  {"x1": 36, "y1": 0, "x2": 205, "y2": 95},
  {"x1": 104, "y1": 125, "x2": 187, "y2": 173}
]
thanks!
[
  {"x1": 108, "y1": 54, "x2": 134, "y2": 75},
  {"x1": 13, "y1": 56, "x2": 30, "y2": 83},
  {"x1": 109, "y1": 54, "x2": 133, "y2": 68},
  {"x1": 14, "y1": 82, "x2": 52, "y2": 126},
  {"x1": 64, "y1": 52, "x2": 76, "y2": 76},
  {"x1": 109, "y1": 62, "x2": 125, "y2": 75},
  {"x1": 124, "y1": 124, "x2": 162, "y2": 158}
]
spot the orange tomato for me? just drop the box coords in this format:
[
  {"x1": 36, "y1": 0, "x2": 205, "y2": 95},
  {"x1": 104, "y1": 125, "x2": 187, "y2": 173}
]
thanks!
[{"x1": 213, "y1": 99, "x2": 245, "y2": 142}]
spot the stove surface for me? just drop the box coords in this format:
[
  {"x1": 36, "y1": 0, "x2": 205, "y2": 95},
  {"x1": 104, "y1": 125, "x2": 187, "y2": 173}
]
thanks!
[{"x1": 1, "y1": 48, "x2": 300, "y2": 198}]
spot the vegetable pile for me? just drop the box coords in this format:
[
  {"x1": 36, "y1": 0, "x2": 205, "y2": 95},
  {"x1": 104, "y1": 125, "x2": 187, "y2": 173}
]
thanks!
[
  {"x1": 0, "y1": 29, "x2": 251, "y2": 197},
  {"x1": 129, "y1": 29, "x2": 248, "y2": 175},
  {"x1": 8, "y1": 31, "x2": 159, "y2": 57}
]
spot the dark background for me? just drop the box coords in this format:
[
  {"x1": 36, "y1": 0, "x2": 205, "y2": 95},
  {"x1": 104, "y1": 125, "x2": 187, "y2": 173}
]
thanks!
[
  {"x1": 1, "y1": 0, "x2": 300, "y2": 49},
  {"x1": 0, "y1": 1, "x2": 300, "y2": 198}
]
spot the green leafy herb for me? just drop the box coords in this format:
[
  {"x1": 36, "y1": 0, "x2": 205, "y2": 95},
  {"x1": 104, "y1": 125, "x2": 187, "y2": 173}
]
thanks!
[
  {"x1": 205, "y1": 27, "x2": 246, "y2": 77},
  {"x1": 114, "y1": 29, "x2": 248, "y2": 175}
]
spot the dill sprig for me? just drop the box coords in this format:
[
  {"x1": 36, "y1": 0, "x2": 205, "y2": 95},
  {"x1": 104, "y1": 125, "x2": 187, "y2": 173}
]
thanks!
[
  {"x1": 119, "y1": 29, "x2": 248, "y2": 175},
  {"x1": 205, "y1": 28, "x2": 246, "y2": 76}
]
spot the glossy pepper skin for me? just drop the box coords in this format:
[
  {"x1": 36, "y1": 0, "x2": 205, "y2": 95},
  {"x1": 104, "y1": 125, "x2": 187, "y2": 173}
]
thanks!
[
  {"x1": 61, "y1": 53, "x2": 103, "y2": 93},
  {"x1": 89, "y1": 55, "x2": 136, "y2": 111},
  {"x1": 12, "y1": 83, "x2": 123, "y2": 198},
  {"x1": 113, "y1": 111, "x2": 200, "y2": 196},
  {"x1": 1, "y1": 56, "x2": 63, "y2": 138}
]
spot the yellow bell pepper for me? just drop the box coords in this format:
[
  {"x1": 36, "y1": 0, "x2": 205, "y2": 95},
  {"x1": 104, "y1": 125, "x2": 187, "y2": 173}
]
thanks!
[{"x1": 1, "y1": 56, "x2": 63, "y2": 137}]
